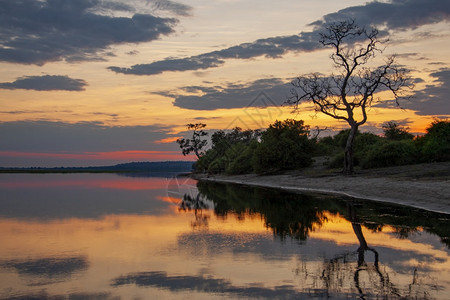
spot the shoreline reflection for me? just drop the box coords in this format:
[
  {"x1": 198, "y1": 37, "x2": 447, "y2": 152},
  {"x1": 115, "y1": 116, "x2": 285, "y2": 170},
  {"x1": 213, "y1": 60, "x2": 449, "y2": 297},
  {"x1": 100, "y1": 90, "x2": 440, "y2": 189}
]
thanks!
[{"x1": 0, "y1": 174, "x2": 449, "y2": 299}]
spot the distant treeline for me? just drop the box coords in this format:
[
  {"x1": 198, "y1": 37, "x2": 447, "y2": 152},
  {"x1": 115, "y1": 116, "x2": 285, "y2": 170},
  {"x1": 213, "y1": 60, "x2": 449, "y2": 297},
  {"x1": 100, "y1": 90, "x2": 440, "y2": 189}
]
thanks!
[
  {"x1": 194, "y1": 119, "x2": 450, "y2": 175},
  {"x1": 0, "y1": 161, "x2": 194, "y2": 174}
]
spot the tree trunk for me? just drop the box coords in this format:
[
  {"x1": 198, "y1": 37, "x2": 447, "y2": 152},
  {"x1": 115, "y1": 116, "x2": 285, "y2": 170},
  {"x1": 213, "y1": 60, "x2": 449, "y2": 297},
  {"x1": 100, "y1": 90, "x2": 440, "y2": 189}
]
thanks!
[{"x1": 344, "y1": 125, "x2": 358, "y2": 175}]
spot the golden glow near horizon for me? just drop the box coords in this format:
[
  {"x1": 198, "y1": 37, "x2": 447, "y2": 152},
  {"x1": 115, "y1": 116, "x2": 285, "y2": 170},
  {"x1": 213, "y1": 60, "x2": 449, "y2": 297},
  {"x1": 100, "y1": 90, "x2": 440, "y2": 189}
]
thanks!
[{"x1": 0, "y1": 0, "x2": 449, "y2": 166}]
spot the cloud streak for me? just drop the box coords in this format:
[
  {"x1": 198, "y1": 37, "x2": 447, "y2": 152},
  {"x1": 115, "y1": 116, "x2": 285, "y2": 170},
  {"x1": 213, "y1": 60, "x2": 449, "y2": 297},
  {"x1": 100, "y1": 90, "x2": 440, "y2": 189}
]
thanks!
[
  {"x1": 0, "y1": 121, "x2": 177, "y2": 152},
  {"x1": 0, "y1": 0, "x2": 188, "y2": 65},
  {"x1": 401, "y1": 69, "x2": 450, "y2": 115},
  {"x1": 109, "y1": 0, "x2": 450, "y2": 76},
  {"x1": 158, "y1": 78, "x2": 290, "y2": 110},
  {"x1": 0, "y1": 75, "x2": 87, "y2": 91},
  {"x1": 108, "y1": 33, "x2": 318, "y2": 75}
]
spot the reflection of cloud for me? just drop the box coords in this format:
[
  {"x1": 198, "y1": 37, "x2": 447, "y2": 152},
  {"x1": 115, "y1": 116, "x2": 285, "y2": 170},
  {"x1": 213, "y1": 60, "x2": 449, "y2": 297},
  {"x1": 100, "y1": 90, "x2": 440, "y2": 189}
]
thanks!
[
  {"x1": 0, "y1": 176, "x2": 174, "y2": 219},
  {"x1": 0, "y1": 0, "x2": 187, "y2": 65},
  {"x1": 7, "y1": 291, "x2": 114, "y2": 300},
  {"x1": 112, "y1": 271, "x2": 306, "y2": 298},
  {"x1": 0, "y1": 75, "x2": 87, "y2": 91},
  {"x1": 176, "y1": 231, "x2": 440, "y2": 274},
  {"x1": 109, "y1": 0, "x2": 450, "y2": 75},
  {"x1": 1, "y1": 256, "x2": 88, "y2": 278}
]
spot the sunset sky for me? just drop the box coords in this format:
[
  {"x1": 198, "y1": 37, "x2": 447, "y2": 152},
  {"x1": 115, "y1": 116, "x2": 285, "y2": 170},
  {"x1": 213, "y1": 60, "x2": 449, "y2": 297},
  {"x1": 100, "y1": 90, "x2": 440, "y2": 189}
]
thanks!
[{"x1": 0, "y1": 0, "x2": 449, "y2": 167}]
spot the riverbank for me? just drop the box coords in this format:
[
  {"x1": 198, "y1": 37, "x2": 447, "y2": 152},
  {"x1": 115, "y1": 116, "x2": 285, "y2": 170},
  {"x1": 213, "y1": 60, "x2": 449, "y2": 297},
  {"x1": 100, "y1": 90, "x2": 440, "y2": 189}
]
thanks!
[{"x1": 193, "y1": 161, "x2": 450, "y2": 215}]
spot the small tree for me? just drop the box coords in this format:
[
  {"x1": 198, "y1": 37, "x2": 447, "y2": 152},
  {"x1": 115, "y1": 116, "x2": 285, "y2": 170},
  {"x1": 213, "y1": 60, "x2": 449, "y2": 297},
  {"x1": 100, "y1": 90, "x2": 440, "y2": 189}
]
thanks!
[
  {"x1": 288, "y1": 20, "x2": 412, "y2": 174},
  {"x1": 252, "y1": 119, "x2": 314, "y2": 174},
  {"x1": 382, "y1": 121, "x2": 414, "y2": 140},
  {"x1": 176, "y1": 123, "x2": 208, "y2": 159}
]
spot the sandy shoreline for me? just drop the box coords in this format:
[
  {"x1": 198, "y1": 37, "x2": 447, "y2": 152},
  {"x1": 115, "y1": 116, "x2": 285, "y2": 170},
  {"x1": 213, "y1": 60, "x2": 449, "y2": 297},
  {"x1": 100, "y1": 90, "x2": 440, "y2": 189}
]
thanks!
[{"x1": 193, "y1": 162, "x2": 450, "y2": 215}]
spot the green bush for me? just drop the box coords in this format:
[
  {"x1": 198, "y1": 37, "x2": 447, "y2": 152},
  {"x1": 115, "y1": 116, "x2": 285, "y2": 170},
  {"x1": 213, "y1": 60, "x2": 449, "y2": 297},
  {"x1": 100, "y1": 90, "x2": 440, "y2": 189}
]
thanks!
[
  {"x1": 382, "y1": 121, "x2": 414, "y2": 140},
  {"x1": 315, "y1": 136, "x2": 341, "y2": 156},
  {"x1": 226, "y1": 142, "x2": 257, "y2": 175},
  {"x1": 207, "y1": 156, "x2": 227, "y2": 174},
  {"x1": 195, "y1": 127, "x2": 261, "y2": 174},
  {"x1": 361, "y1": 140, "x2": 418, "y2": 169},
  {"x1": 325, "y1": 131, "x2": 382, "y2": 169},
  {"x1": 252, "y1": 119, "x2": 314, "y2": 174},
  {"x1": 418, "y1": 120, "x2": 450, "y2": 162},
  {"x1": 328, "y1": 152, "x2": 345, "y2": 169}
]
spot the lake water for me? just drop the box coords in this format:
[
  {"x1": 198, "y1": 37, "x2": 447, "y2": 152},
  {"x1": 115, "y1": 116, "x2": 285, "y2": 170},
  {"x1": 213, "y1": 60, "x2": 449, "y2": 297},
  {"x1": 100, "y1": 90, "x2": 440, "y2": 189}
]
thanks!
[{"x1": 1, "y1": 173, "x2": 449, "y2": 299}]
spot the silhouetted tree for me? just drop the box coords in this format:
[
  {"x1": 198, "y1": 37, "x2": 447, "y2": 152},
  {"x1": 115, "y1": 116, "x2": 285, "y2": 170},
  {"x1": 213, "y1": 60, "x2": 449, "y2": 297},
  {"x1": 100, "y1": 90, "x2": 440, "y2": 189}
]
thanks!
[
  {"x1": 382, "y1": 121, "x2": 414, "y2": 140},
  {"x1": 176, "y1": 123, "x2": 208, "y2": 159},
  {"x1": 288, "y1": 20, "x2": 412, "y2": 174}
]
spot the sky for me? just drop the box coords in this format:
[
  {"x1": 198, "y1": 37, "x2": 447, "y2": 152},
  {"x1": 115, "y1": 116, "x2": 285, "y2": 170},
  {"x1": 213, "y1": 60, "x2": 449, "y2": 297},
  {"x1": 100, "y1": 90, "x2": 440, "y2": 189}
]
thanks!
[{"x1": 0, "y1": 0, "x2": 449, "y2": 167}]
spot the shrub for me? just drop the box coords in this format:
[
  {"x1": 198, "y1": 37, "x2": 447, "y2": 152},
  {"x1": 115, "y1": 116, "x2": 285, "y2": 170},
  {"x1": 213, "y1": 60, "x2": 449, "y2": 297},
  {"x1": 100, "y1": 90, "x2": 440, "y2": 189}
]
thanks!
[
  {"x1": 328, "y1": 152, "x2": 345, "y2": 169},
  {"x1": 252, "y1": 119, "x2": 314, "y2": 174},
  {"x1": 226, "y1": 142, "x2": 257, "y2": 175},
  {"x1": 195, "y1": 127, "x2": 261, "y2": 173},
  {"x1": 315, "y1": 136, "x2": 341, "y2": 156},
  {"x1": 418, "y1": 120, "x2": 450, "y2": 162},
  {"x1": 382, "y1": 121, "x2": 414, "y2": 140},
  {"x1": 326, "y1": 131, "x2": 382, "y2": 169},
  {"x1": 361, "y1": 140, "x2": 418, "y2": 169}
]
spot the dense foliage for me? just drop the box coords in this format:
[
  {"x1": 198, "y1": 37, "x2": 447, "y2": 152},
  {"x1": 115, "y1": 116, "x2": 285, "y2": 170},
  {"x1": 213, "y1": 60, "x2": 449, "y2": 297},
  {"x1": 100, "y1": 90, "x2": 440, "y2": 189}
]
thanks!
[
  {"x1": 252, "y1": 119, "x2": 314, "y2": 174},
  {"x1": 188, "y1": 119, "x2": 449, "y2": 174},
  {"x1": 322, "y1": 120, "x2": 450, "y2": 169},
  {"x1": 195, "y1": 119, "x2": 313, "y2": 174}
]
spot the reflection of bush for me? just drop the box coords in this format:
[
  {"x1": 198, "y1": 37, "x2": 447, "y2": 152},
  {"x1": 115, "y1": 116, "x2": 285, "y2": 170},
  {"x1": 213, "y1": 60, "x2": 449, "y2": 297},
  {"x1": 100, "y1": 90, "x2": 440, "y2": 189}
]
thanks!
[
  {"x1": 197, "y1": 181, "x2": 341, "y2": 241},
  {"x1": 196, "y1": 181, "x2": 450, "y2": 247}
]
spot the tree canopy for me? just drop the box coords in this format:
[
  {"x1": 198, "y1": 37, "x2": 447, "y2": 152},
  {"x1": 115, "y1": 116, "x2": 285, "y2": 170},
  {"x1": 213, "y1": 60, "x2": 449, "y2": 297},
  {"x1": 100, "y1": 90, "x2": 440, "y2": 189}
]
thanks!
[{"x1": 288, "y1": 20, "x2": 412, "y2": 174}]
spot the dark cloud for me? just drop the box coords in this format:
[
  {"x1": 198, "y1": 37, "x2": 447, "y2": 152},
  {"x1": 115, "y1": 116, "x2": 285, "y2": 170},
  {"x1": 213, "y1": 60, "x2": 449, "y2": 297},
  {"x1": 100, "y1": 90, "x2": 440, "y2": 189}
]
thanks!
[
  {"x1": 0, "y1": 0, "x2": 184, "y2": 65},
  {"x1": 158, "y1": 78, "x2": 290, "y2": 110},
  {"x1": 408, "y1": 69, "x2": 450, "y2": 115},
  {"x1": 0, "y1": 75, "x2": 87, "y2": 91},
  {"x1": 149, "y1": 0, "x2": 192, "y2": 17},
  {"x1": 375, "y1": 69, "x2": 450, "y2": 115},
  {"x1": 108, "y1": 32, "x2": 318, "y2": 75},
  {"x1": 311, "y1": 0, "x2": 450, "y2": 31},
  {"x1": 109, "y1": 0, "x2": 450, "y2": 76},
  {"x1": 108, "y1": 54, "x2": 227, "y2": 75},
  {"x1": 0, "y1": 121, "x2": 177, "y2": 152}
]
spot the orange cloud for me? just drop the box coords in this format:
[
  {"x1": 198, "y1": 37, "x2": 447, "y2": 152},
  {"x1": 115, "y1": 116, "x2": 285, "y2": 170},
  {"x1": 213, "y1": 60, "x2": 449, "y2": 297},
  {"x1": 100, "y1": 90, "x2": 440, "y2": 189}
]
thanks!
[{"x1": 154, "y1": 137, "x2": 182, "y2": 144}]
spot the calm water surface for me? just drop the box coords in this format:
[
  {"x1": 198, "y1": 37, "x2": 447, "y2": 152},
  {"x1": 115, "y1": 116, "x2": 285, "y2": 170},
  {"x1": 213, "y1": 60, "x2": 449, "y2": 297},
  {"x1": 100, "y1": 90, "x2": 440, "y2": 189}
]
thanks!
[{"x1": 0, "y1": 173, "x2": 449, "y2": 299}]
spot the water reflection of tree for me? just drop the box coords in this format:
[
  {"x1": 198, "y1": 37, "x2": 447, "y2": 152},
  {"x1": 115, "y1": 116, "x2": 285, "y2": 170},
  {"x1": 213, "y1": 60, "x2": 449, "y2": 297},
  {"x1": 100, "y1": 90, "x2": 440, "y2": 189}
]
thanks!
[
  {"x1": 178, "y1": 193, "x2": 210, "y2": 229},
  {"x1": 194, "y1": 181, "x2": 449, "y2": 298},
  {"x1": 320, "y1": 202, "x2": 401, "y2": 299},
  {"x1": 195, "y1": 181, "x2": 450, "y2": 246},
  {"x1": 196, "y1": 181, "x2": 332, "y2": 241},
  {"x1": 320, "y1": 202, "x2": 441, "y2": 299}
]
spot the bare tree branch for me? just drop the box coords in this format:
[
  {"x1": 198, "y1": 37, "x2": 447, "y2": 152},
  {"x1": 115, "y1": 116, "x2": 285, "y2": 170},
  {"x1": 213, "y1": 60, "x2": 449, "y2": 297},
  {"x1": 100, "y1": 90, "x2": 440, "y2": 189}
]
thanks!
[{"x1": 287, "y1": 20, "x2": 413, "y2": 174}]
